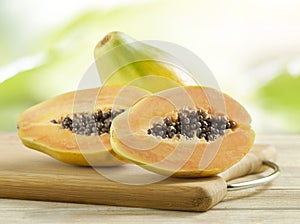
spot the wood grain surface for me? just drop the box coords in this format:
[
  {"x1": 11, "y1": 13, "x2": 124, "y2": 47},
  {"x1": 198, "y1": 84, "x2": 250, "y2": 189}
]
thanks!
[
  {"x1": 0, "y1": 133, "x2": 275, "y2": 211},
  {"x1": 0, "y1": 133, "x2": 299, "y2": 223}
]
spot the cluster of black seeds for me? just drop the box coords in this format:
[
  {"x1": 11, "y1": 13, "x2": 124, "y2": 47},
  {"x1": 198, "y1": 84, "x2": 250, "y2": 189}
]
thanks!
[
  {"x1": 147, "y1": 109, "x2": 236, "y2": 142},
  {"x1": 54, "y1": 109, "x2": 125, "y2": 136}
]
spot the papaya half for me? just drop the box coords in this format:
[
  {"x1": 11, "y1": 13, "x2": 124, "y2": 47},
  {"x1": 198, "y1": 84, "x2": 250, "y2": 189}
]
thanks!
[
  {"x1": 18, "y1": 86, "x2": 149, "y2": 166},
  {"x1": 110, "y1": 86, "x2": 255, "y2": 177}
]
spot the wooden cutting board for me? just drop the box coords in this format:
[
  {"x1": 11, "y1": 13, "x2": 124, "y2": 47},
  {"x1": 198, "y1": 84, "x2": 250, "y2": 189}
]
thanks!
[{"x1": 0, "y1": 133, "x2": 276, "y2": 211}]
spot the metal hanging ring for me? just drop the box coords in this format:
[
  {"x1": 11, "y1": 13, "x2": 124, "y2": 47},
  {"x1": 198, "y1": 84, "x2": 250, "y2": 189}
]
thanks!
[{"x1": 227, "y1": 161, "x2": 280, "y2": 191}]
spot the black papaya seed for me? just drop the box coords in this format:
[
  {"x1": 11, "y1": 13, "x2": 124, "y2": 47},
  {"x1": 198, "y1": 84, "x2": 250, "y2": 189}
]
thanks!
[{"x1": 147, "y1": 108, "x2": 237, "y2": 142}]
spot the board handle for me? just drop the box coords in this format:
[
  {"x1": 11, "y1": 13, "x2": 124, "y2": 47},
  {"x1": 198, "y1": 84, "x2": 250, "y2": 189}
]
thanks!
[{"x1": 219, "y1": 144, "x2": 279, "y2": 189}]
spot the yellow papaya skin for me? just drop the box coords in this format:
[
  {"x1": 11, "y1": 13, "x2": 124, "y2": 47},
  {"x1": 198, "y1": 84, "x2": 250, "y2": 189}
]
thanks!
[
  {"x1": 18, "y1": 86, "x2": 149, "y2": 166},
  {"x1": 94, "y1": 31, "x2": 190, "y2": 92},
  {"x1": 110, "y1": 86, "x2": 255, "y2": 177}
]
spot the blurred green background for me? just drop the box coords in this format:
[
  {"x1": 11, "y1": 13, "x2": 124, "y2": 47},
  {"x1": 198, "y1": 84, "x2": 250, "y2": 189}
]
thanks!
[{"x1": 1, "y1": 0, "x2": 300, "y2": 134}]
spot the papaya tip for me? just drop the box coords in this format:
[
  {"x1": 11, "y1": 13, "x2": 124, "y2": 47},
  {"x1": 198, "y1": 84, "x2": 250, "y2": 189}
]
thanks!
[{"x1": 100, "y1": 34, "x2": 112, "y2": 47}]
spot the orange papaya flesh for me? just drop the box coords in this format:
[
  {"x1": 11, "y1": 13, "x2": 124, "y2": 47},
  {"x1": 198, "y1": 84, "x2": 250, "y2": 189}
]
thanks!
[
  {"x1": 110, "y1": 86, "x2": 255, "y2": 177},
  {"x1": 18, "y1": 86, "x2": 149, "y2": 166}
]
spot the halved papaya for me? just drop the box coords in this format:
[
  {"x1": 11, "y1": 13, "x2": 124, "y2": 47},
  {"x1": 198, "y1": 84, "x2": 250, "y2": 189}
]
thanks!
[
  {"x1": 110, "y1": 86, "x2": 255, "y2": 177},
  {"x1": 18, "y1": 86, "x2": 149, "y2": 166}
]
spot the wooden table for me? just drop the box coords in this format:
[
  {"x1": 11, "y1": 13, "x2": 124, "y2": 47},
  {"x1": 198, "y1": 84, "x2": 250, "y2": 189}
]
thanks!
[{"x1": 0, "y1": 133, "x2": 299, "y2": 223}]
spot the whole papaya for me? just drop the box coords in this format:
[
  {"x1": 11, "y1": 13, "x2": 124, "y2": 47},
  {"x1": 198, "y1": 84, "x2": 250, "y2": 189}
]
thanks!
[{"x1": 94, "y1": 31, "x2": 190, "y2": 92}]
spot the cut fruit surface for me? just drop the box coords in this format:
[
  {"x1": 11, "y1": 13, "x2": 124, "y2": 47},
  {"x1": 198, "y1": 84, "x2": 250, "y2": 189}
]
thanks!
[
  {"x1": 110, "y1": 86, "x2": 255, "y2": 177},
  {"x1": 18, "y1": 86, "x2": 149, "y2": 166}
]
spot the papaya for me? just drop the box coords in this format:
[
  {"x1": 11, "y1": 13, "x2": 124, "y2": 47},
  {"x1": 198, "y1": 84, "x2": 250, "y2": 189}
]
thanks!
[
  {"x1": 110, "y1": 86, "x2": 255, "y2": 177},
  {"x1": 18, "y1": 86, "x2": 149, "y2": 166},
  {"x1": 94, "y1": 31, "x2": 192, "y2": 92},
  {"x1": 17, "y1": 32, "x2": 191, "y2": 166}
]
